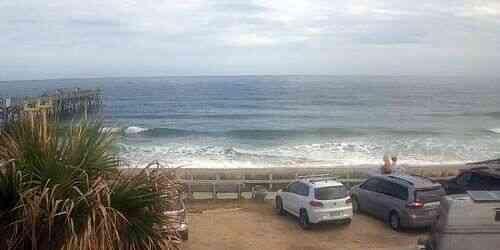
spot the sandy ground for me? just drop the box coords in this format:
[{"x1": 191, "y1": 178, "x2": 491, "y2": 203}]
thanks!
[{"x1": 182, "y1": 200, "x2": 427, "y2": 250}]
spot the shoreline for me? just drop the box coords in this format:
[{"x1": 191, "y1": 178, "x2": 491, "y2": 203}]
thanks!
[
  {"x1": 119, "y1": 162, "x2": 466, "y2": 171},
  {"x1": 120, "y1": 163, "x2": 466, "y2": 180}
]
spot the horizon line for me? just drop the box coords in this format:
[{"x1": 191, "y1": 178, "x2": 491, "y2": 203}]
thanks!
[{"x1": 2, "y1": 73, "x2": 498, "y2": 82}]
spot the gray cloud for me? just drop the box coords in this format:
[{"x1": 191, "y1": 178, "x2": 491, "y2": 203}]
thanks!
[{"x1": 0, "y1": 0, "x2": 499, "y2": 80}]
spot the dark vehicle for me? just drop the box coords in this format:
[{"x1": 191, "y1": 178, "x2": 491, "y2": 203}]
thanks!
[
  {"x1": 418, "y1": 191, "x2": 500, "y2": 250},
  {"x1": 442, "y1": 165, "x2": 500, "y2": 195},
  {"x1": 351, "y1": 174, "x2": 446, "y2": 230}
]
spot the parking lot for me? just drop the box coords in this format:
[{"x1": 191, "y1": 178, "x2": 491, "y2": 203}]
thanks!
[{"x1": 183, "y1": 200, "x2": 427, "y2": 250}]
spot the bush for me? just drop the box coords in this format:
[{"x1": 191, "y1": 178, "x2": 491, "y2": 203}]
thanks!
[{"x1": 0, "y1": 119, "x2": 181, "y2": 250}]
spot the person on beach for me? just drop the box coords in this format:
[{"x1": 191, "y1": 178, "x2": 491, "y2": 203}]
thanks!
[
  {"x1": 390, "y1": 155, "x2": 407, "y2": 174},
  {"x1": 391, "y1": 156, "x2": 398, "y2": 169},
  {"x1": 381, "y1": 154, "x2": 392, "y2": 174}
]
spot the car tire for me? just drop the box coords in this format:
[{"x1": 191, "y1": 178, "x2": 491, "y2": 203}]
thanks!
[
  {"x1": 180, "y1": 230, "x2": 188, "y2": 241},
  {"x1": 352, "y1": 197, "x2": 361, "y2": 214},
  {"x1": 276, "y1": 197, "x2": 286, "y2": 216},
  {"x1": 344, "y1": 218, "x2": 352, "y2": 225},
  {"x1": 389, "y1": 211, "x2": 401, "y2": 231},
  {"x1": 299, "y1": 209, "x2": 311, "y2": 230}
]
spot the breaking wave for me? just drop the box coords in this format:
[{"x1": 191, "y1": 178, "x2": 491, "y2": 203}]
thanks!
[
  {"x1": 101, "y1": 127, "x2": 122, "y2": 133},
  {"x1": 124, "y1": 126, "x2": 149, "y2": 134},
  {"x1": 117, "y1": 138, "x2": 477, "y2": 169},
  {"x1": 487, "y1": 128, "x2": 500, "y2": 134}
]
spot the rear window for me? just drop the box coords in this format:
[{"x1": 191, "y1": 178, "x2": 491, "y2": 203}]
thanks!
[
  {"x1": 314, "y1": 186, "x2": 348, "y2": 200},
  {"x1": 415, "y1": 187, "x2": 445, "y2": 203}
]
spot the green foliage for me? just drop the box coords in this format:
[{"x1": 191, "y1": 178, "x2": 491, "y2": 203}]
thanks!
[{"x1": 0, "y1": 119, "x2": 181, "y2": 250}]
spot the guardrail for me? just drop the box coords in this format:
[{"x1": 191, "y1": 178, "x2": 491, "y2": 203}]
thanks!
[
  {"x1": 121, "y1": 165, "x2": 463, "y2": 200},
  {"x1": 180, "y1": 175, "x2": 366, "y2": 200}
]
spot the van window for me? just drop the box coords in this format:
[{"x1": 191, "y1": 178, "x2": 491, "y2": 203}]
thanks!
[
  {"x1": 389, "y1": 182, "x2": 409, "y2": 200},
  {"x1": 296, "y1": 183, "x2": 309, "y2": 196},
  {"x1": 361, "y1": 178, "x2": 380, "y2": 192},
  {"x1": 314, "y1": 186, "x2": 348, "y2": 200},
  {"x1": 377, "y1": 180, "x2": 408, "y2": 200},
  {"x1": 287, "y1": 182, "x2": 299, "y2": 193},
  {"x1": 376, "y1": 180, "x2": 392, "y2": 195}
]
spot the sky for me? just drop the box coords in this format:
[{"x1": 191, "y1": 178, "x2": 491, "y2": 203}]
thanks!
[{"x1": 1, "y1": 0, "x2": 499, "y2": 81}]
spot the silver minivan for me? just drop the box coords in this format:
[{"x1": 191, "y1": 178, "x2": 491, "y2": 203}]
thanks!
[{"x1": 351, "y1": 174, "x2": 446, "y2": 230}]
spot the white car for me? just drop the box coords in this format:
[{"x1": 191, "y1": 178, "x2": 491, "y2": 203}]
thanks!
[{"x1": 275, "y1": 175, "x2": 353, "y2": 229}]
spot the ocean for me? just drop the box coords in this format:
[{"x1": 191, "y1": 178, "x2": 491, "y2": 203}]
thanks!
[{"x1": 2, "y1": 75, "x2": 500, "y2": 168}]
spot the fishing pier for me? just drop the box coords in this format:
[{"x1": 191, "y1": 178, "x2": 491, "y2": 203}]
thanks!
[{"x1": 0, "y1": 88, "x2": 102, "y2": 129}]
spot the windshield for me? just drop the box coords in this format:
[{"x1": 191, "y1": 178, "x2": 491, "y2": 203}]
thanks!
[{"x1": 314, "y1": 186, "x2": 348, "y2": 200}]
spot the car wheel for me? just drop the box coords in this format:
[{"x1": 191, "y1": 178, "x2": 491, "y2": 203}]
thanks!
[
  {"x1": 389, "y1": 212, "x2": 401, "y2": 231},
  {"x1": 343, "y1": 218, "x2": 352, "y2": 225},
  {"x1": 276, "y1": 197, "x2": 286, "y2": 216},
  {"x1": 299, "y1": 210, "x2": 311, "y2": 230},
  {"x1": 352, "y1": 197, "x2": 361, "y2": 214},
  {"x1": 180, "y1": 230, "x2": 188, "y2": 241}
]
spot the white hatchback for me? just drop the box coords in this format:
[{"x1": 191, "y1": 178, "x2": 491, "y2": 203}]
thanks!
[{"x1": 275, "y1": 175, "x2": 353, "y2": 229}]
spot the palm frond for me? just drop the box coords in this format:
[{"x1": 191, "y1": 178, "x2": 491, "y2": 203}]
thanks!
[{"x1": 0, "y1": 119, "x2": 182, "y2": 250}]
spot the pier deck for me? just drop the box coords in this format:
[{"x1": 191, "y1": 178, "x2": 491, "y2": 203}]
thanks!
[{"x1": 0, "y1": 88, "x2": 102, "y2": 129}]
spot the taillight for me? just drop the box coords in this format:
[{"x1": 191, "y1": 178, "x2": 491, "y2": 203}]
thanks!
[
  {"x1": 309, "y1": 200, "x2": 323, "y2": 208},
  {"x1": 345, "y1": 198, "x2": 352, "y2": 204},
  {"x1": 406, "y1": 201, "x2": 424, "y2": 209}
]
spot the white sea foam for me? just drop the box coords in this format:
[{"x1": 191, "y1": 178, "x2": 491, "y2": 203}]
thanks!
[
  {"x1": 124, "y1": 126, "x2": 149, "y2": 134},
  {"x1": 488, "y1": 128, "x2": 500, "y2": 134},
  {"x1": 101, "y1": 127, "x2": 122, "y2": 133},
  {"x1": 116, "y1": 139, "x2": 471, "y2": 169}
]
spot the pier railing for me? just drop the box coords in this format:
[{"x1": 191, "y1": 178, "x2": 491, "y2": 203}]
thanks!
[{"x1": 1, "y1": 88, "x2": 102, "y2": 130}]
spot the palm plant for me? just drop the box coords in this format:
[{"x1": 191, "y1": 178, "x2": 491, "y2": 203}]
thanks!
[{"x1": 0, "y1": 119, "x2": 181, "y2": 250}]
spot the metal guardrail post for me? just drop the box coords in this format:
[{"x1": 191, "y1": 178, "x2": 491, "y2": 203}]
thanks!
[
  {"x1": 213, "y1": 173, "x2": 220, "y2": 200},
  {"x1": 237, "y1": 183, "x2": 242, "y2": 200},
  {"x1": 188, "y1": 173, "x2": 194, "y2": 200}
]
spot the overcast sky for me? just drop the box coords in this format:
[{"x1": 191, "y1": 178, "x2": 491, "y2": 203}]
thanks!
[{"x1": 1, "y1": 0, "x2": 499, "y2": 80}]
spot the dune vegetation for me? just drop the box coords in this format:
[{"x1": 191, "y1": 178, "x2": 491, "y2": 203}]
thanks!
[{"x1": 0, "y1": 119, "x2": 182, "y2": 250}]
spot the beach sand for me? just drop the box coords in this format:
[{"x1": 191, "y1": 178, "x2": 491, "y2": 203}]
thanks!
[{"x1": 183, "y1": 200, "x2": 427, "y2": 250}]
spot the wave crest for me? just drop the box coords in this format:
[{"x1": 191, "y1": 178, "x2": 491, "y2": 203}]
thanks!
[
  {"x1": 488, "y1": 128, "x2": 500, "y2": 134},
  {"x1": 124, "y1": 126, "x2": 149, "y2": 134},
  {"x1": 101, "y1": 127, "x2": 122, "y2": 133}
]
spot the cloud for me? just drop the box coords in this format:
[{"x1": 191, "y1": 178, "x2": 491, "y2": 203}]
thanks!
[{"x1": 0, "y1": 0, "x2": 499, "y2": 80}]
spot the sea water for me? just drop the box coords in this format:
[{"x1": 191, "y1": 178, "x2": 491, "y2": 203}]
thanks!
[{"x1": 2, "y1": 75, "x2": 500, "y2": 168}]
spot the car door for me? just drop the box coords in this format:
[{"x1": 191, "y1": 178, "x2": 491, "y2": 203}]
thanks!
[
  {"x1": 368, "y1": 179, "x2": 395, "y2": 218},
  {"x1": 296, "y1": 183, "x2": 310, "y2": 211},
  {"x1": 289, "y1": 183, "x2": 308, "y2": 215},
  {"x1": 283, "y1": 182, "x2": 300, "y2": 215},
  {"x1": 376, "y1": 181, "x2": 407, "y2": 219},
  {"x1": 357, "y1": 178, "x2": 381, "y2": 216}
]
